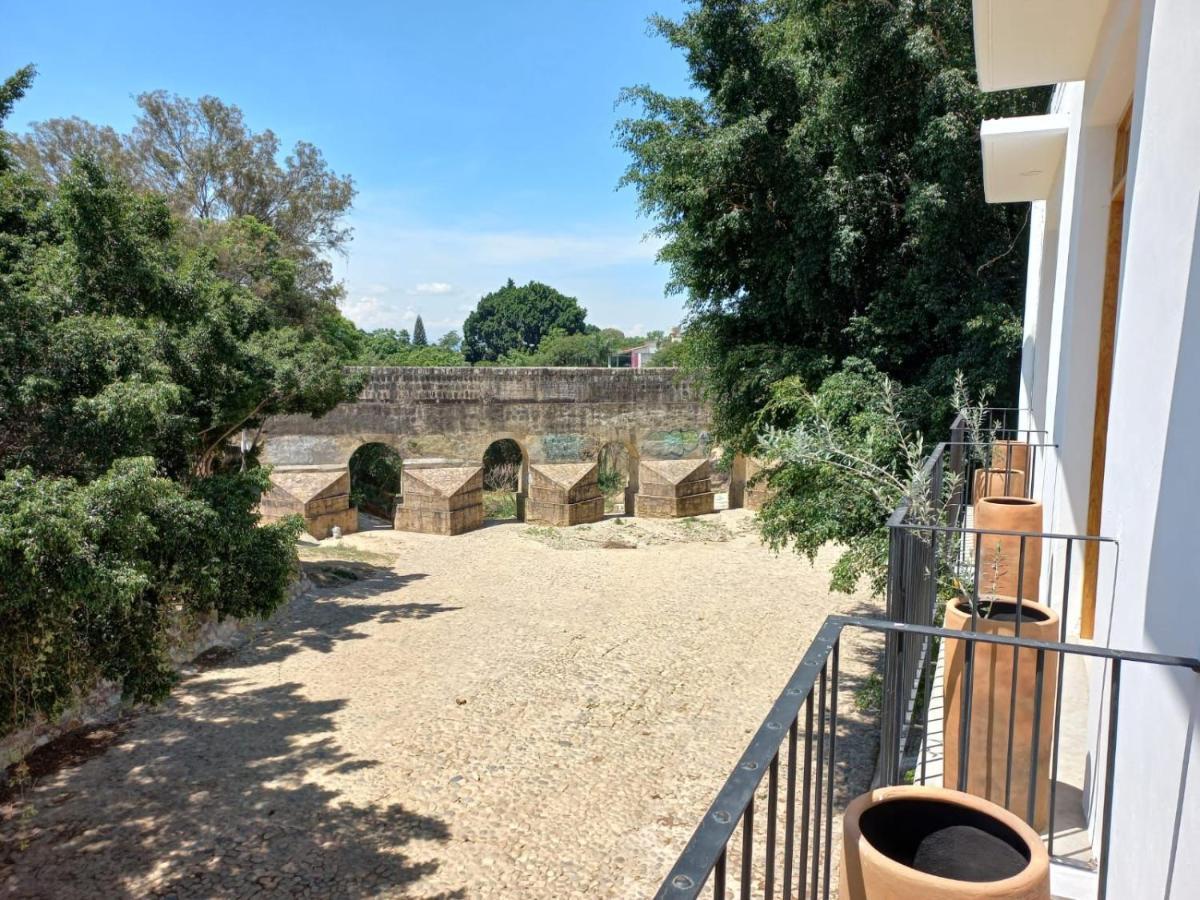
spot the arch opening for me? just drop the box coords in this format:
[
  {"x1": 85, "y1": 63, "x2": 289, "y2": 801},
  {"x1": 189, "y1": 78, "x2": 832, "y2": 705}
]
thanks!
[
  {"x1": 597, "y1": 441, "x2": 638, "y2": 516},
  {"x1": 482, "y1": 438, "x2": 526, "y2": 521},
  {"x1": 349, "y1": 442, "x2": 404, "y2": 528}
]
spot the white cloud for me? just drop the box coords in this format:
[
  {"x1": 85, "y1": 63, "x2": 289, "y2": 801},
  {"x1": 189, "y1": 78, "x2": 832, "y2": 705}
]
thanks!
[{"x1": 409, "y1": 281, "x2": 454, "y2": 295}]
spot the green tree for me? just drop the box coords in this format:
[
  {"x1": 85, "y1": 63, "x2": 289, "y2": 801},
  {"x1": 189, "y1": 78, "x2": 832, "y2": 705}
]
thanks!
[
  {"x1": 0, "y1": 70, "x2": 359, "y2": 733},
  {"x1": 617, "y1": 0, "x2": 1047, "y2": 447},
  {"x1": 501, "y1": 328, "x2": 620, "y2": 367},
  {"x1": 10, "y1": 91, "x2": 355, "y2": 292},
  {"x1": 647, "y1": 336, "x2": 690, "y2": 367},
  {"x1": 412, "y1": 314, "x2": 428, "y2": 346},
  {"x1": 437, "y1": 329, "x2": 461, "y2": 352},
  {"x1": 353, "y1": 326, "x2": 466, "y2": 367},
  {"x1": 462, "y1": 278, "x2": 588, "y2": 363}
]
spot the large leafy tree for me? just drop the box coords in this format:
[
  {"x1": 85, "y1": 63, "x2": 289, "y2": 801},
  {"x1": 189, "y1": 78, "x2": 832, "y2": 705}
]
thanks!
[
  {"x1": 10, "y1": 91, "x2": 355, "y2": 292},
  {"x1": 618, "y1": 0, "x2": 1048, "y2": 446},
  {"x1": 462, "y1": 278, "x2": 588, "y2": 363},
  {"x1": 0, "y1": 69, "x2": 359, "y2": 733}
]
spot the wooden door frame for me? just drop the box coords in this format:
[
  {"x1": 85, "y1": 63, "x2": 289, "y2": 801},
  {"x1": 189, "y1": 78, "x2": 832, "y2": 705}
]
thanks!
[{"x1": 1081, "y1": 103, "x2": 1133, "y2": 639}]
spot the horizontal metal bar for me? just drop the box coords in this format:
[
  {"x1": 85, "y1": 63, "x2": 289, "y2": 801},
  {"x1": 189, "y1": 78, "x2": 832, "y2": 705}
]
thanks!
[
  {"x1": 889, "y1": 521, "x2": 1118, "y2": 544},
  {"x1": 654, "y1": 620, "x2": 843, "y2": 899},
  {"x1": 826, "y1": 616, "x2": 1200, "y2": 671},
  {"x1": 943, "y1": 439, "x2": 1058, "y2": 449}
]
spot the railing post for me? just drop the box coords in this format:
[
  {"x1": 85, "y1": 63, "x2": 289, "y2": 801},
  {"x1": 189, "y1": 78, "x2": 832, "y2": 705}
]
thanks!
[{"x1": 881, "y1": 524, "x2": 905, "y2": 785}]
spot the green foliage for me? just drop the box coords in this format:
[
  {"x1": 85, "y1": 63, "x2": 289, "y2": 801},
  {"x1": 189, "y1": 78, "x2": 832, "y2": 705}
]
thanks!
[
  {"x1": 0, "y1": 70, "x2": 357, "y2": 733},
  {"x1": 500, "y1": 328, "x2": 620, "y2": 367},
  {"x1": 349, "y1": 443, "x2": 403, "y2": 518},
  {"x1": 483, "y1": 491, "x2": 518, "y2": 520},
  {"x1": 755, "y1": 360, "x2": 966, "y2": 594},
  {"x1": 597, "y1": 443, "x2": 631, "y2": 497},
  {"x1": 10, "y1": 90, "x2": 355, "y2": 294},
  {"x1": 754, "y1": 361, "x2": 904, "y2": 593},
  {"x1": 617, "y1": 0, "x2": 1048, "y2": 448},
  {"x1": 412, "y1": 315, "x2": 427, "y2": 346},
  {"x1": 646, "y1": 335, "x2": 689, "y2": 367},
  {"x1": 462, "y1": 278, "x2": 588, "y2": 363},
  {"x1": 353, "y1": 326, "x2": 466, "y2": 367}
]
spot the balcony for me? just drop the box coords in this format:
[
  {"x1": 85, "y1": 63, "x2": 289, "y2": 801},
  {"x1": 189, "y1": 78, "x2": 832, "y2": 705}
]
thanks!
[{"x1": 655, "y1": 411, "x2": 1200, "y2": 899}]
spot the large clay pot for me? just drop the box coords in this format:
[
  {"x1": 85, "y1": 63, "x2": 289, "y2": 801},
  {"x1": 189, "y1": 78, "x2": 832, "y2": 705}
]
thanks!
[
  {"x1": 840, "y1": 785, "x2": 1050, "y2": 899},
  {"x1": 943, "y1": 598, "x2": 1059, "y2": 831},
  {"x1": 992, "y1": 440, "x2": 1031, "y2": 476},
  {"x1": 973, "y1": 467, "x2": 1026, "y2": 501},
  {"x1": 974, "y1": 497, "x2": 1043, "y2": 600}
]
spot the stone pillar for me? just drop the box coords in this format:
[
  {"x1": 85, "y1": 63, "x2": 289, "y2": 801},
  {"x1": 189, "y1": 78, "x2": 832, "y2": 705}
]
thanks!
[
  {"x1": 728, "y1": 454, "x2": 748, "y2": 509},
  {"x1": 634, "y1": 459, "x2": 715, "y2": 518},
  {"x1": 394, "y1": 467, "x2": 484, "y2": 535},
  {"x1": 526, "y1": 463, "x2": 605, "y2": 526}
]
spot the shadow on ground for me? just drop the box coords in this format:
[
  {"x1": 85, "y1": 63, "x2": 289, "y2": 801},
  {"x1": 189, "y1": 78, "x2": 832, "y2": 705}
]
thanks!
[
  {"x1": 1, "y1": 676, "x2": 462, "y2": 899},
  {"x1": 216, "y1": 564, "x2": 460, "y2": 670},
  {"x1": 1, "y1": 562, "x2": 464, "y2": 899}
]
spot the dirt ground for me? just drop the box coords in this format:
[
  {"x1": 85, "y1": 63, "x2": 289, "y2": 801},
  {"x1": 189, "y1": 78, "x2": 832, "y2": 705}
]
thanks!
[{"x1": 1, "y1": 509, "x2": 882, "y2": 899}]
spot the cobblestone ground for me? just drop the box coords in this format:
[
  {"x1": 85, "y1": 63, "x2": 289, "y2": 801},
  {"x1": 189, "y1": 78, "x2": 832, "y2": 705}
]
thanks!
[{"x1": 1, "y1": 510, "x2": 882, "y2": 898}]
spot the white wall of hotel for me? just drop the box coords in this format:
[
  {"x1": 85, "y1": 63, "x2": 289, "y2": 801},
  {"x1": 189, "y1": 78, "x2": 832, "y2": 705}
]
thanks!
[{"x1": 985, "y1": 0, "x2": 1199, "y2": 896}]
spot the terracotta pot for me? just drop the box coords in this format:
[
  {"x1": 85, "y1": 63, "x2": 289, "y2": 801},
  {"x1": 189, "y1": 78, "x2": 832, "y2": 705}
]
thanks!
[
  {"x1": 992, "y1": 440, "x2": 1031, "y2": 476},
  {"x1": 943, "y1": 598, "x2": 1059, "y2": 831},
  {"x1": 973, "y1": 467, "x2": 1026, "y2": 501},
  {"x1": 974, "y1": 497, "x2": 1043, "y2": 600},
  {"x1": 840, "y1": 785, "x2": 1050, "y2": 899}
]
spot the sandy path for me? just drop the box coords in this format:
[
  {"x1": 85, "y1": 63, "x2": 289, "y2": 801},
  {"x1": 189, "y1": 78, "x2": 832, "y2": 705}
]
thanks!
[{"x1": 1, "y1": 510, "x2": 882, "y2": 898}]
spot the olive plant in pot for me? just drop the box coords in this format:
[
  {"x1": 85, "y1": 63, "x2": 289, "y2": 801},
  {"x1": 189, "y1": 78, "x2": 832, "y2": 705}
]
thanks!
[
  {"x1": 953, "y1": 374, "x2": 1026, "y2": 502},
  {"x1": 840, "y1": 785, "x2": 1051, "y2": 899}
]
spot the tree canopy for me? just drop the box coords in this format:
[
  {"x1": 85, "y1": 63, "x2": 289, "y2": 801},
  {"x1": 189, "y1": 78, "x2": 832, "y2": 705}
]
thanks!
[
  {"x1": 462, "y1": 279, "x2": 589, "y2": 363},
  {"x1": 352, "y1": 326, "x2": 466, "y2": 367},
  {"x1": 618, "y1": 0, "x2": 1047, "y2": 446},
  {"x1": 412, "y1": 314, "x2": 427, "y2": 346},
  {"x1": 0, "y1": 68, "x2": 359, "y2": 733},
  {"x1": 10, "y1": 90, "x2": 355, "y2": 293}
]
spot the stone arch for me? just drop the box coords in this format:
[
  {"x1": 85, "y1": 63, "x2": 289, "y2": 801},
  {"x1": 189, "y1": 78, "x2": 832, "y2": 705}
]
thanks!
[
  {"x1": 347, "y1": 442, "x2": 405, "y2": 526},
  {"x1": 596, "y1": 439, "x2": 640, "y2": 515},
  {"x1": 481, "y1": 436, "x2": 530, "y2": 521}
]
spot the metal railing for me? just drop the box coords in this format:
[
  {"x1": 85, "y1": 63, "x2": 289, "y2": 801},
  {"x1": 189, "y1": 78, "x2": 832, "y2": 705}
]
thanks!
[
  {"x1": 879, "y1": 409, "x2": 1059, "y2": 783},
  {"x1": 656, "y1": 616, "x2": 1200, "y2": 900}
]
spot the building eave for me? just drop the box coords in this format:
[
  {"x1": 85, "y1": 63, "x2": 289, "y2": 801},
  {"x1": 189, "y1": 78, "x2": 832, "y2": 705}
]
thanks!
[
  {"x1": 981, "y1": 114, "x2": 1070, "y2": 203},
  {"x1": 973, "y1": 0, "x2": 1110, "y2": 91}
]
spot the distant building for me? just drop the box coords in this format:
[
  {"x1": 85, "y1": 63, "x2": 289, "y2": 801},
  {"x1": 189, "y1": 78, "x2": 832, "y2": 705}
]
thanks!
[
  {"x1": 608, "y1": 340, "x2": 660, "y2": 368},
  {"x1": 609, "y1": 327, "x2": 682, "y2": 368}
]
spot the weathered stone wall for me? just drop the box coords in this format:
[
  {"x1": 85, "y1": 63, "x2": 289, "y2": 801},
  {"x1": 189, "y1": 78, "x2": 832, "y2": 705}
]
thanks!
[{"x1": 261, "y1": 367, "x2": 711, "y2": 470}]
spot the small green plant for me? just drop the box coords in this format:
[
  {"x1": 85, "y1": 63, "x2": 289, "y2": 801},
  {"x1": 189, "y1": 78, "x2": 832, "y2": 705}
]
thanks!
[
  {"x1": 483, "y1": 491, "x2": 518, "y2": 520},
  {"x1": 854, "y1": 672, "x2": 883, "y2": 712}
]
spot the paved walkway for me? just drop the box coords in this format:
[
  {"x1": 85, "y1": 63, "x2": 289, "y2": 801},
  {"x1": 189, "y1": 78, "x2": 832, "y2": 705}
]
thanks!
[{"x1": 1, "y1": 511, "x2": 881, "y2": 898}]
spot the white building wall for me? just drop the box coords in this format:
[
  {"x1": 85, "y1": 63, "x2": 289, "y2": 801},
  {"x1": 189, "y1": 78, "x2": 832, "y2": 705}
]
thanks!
[{"x1": 1090, "y1": 0, "x2": 1200, "y2": 894}]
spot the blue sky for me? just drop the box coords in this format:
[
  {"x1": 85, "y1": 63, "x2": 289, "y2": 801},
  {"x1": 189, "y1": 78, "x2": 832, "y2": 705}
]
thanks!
[{"x1": 2, "y1": 0, "x2": 694, "y2": 339}]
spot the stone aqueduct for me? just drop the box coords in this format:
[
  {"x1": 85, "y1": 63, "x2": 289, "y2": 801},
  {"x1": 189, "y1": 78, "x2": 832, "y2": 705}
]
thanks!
[{"x1": 259, "y1": 367, "x2": 760, "y2": 536}]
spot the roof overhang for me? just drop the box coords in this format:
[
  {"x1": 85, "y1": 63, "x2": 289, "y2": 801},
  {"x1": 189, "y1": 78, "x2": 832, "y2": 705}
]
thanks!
[
  {"x1": 973, "y1": 0, "x2": 1110, "y2": 91},
  {"x1": 981, "y1": 114, "x2": 1070, "y2": 203}
]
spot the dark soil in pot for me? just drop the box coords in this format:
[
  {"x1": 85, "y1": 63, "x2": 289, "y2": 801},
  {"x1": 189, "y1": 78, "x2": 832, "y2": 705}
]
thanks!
[
  {"x1": 859, "y1": 797, "x2": 1031, "y2": 882},
  {"x1": 954, "y1": 598, "x2": 1051, "y2": 624}
]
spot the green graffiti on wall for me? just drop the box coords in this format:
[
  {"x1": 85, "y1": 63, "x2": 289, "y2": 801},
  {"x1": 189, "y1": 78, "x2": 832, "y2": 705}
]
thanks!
[
  {"x1": 640, "y1": 430, "x2": 711, "y2": 459},
  {"x1": 540, "y1": 433, "x2": 588, "y2": 461}
]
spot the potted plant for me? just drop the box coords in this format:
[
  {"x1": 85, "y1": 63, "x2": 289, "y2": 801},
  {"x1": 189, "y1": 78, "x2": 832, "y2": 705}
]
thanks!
[
  {"x1": 840, "y1": 785, "x2": 1050, "y2": 899},
  {"x1": 943, "y1": 592, "x2": 1059, "y2": 830},
  {"x1": 953, "y1": 375, "x2": 1027, "y2": 503}
]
